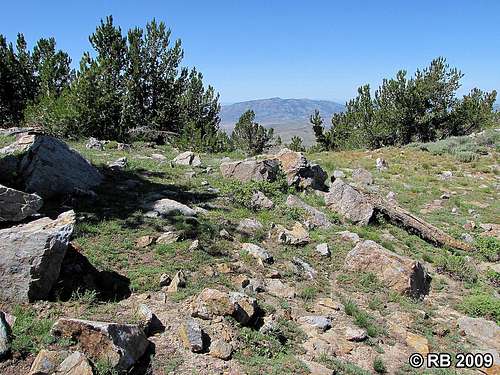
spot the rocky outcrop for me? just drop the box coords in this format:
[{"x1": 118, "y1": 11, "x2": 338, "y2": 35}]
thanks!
[
  {"x1": 173, "y1": 151, "x2": 202, "y2": 167},
  {"x1": 0, "y1": 211, "x2": 75, "y2": 302},
  {"x1": 51, "y1": 318, "x2": 149, "y2": 372},
  {"x1": 241, "y1": 243, "x2": 274, "y2": 264},
  {"x1": 274, "y1": 148, "x2": 327, "y2": 191},
  {"x1": 324, "y1": 179, "x2": 374, "y2": 225},
  {"x1": 85, "y1": 137, "x2": 105, "y2": 150},
  {"x1": 285, "y1": 195, "x2": 332, "y2": 228},
  {"x1": 143, "y1": 198, "x2": 197, "y2": 218},
  {"x1": 0, "y1": 184, "x2": 43, "y2": 222},
  {"x1": 343, "y1": 240, "x2": 431, "y2": 298},
  {"x1": 220, "y1": 159, "x2": 280, "y2": 182},
  {"x1": 0, "y1": 134, "x2": 102, "y2": 199}
]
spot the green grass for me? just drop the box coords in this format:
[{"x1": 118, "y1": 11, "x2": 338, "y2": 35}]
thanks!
[
  {"x1": 0, "y1": 134, "x2": 15, "y2": 148},
  {"x1": 318, "y1": 354, "x2": 371, "y2": 375},
  {"x1": 475, "y1": 236, "x2": 500, "y2": 262},
  {"x1": 373, "y1": 357, "x2": 387, "y2": 373},
  {"x1": 343, "y1": 299, "x2": 384, "y2": 337},
  {"x1": 460, "y1": 290, "x2": 500, "y2": 323},
  {"x1": 434, "y1": 253, "x2": 478, "y2": 283},
  {"x1": 10, "y1": 305, "x2": 56, "y2": 355}
]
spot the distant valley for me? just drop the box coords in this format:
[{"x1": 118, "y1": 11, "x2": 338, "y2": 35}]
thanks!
[{"x1": 220, "y1": 98, "x2": 345, "y2": 145}]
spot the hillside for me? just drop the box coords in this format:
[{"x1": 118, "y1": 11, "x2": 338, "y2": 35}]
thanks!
[
  {"x1": 220, "y1": 98, "x2": 345, "y2": 144},
  {"x1": 0, "y1": 129, "x2": 498, "y2": 375}
]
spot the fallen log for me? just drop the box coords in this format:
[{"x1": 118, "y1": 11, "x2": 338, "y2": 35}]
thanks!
[
  {"x1": 325, "y1": 179, "x2": 473, "y2": 252},
  {"x1": 366, "y1": 192, "x2": 473, "y2": 252}
]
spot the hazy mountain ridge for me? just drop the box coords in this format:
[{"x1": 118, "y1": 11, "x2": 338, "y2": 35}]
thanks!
[{"x1": 220, "y1": 97, "x2": 345, "y2": 144}]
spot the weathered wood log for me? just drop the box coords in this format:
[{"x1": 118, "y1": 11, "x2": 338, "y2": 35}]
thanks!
[{"x1": 365, "y1": 192, "x2": 473, "y2": 252}]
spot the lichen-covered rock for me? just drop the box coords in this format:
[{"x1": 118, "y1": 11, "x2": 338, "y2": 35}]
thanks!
[
  {"x1": 273, "y1": 222, "x2": 310, "y2": 245},
  {"x1": 229, "y1": 292, "x2": 258, "y2": 325},
  {"x1": 209, "y1": 339, "x2": 232, "y2": 360},
  {"x1": 274, "y1": 148, "x2": 327, "y2": 191},
  {"x1": 344, "y1": 240, "x2": 431, "y2": 298},
  {"x1": 285, "y1": 195, "x2": 332, "y2": 229},
  {"x1": 51, "y1": 318, "x2": 149, "y2": 372},
  {"x1": 220, "y1": 159, "x2": 280, "y2": 182},
  {"x1": 179, "y1": 319, "x2": 204, "y2": 353},
  {"x1": 237, "y1": 218, "x2": 264, "y2": 236},
  {"x1": 143, "y1": 198, "x2": 197, "y2": 218},
  {"x1": 0, "y1": 183, "x2": 42, "y2": 222},
  {"x1": 0, "y1": 210, "x2": 75, "y2": 302},
  {"x1": 324, "y1": 179, "x2": 374, "y2": 225},
  {"x1": 241, "y1": 243, "x2": 274, "y2": 264},
  {"x1": 352, "y1": 168, "x2": 373, "y2": 186},
  {"x1": 29, "y1": 349, "x2": 71, "y2": 374},
  {"x1": 191, "y1": 288, "x2": 235, "y2": 320},
  {"x1": 250, "y1": 191, "x2": 274, "y2": 210},
  {"x1": 173, "y1": 151, "x2": 202, "y2": 167},
  {"x1": 315, "y1": 243, "x2": 330, "y2": 257},
  {"x1": 58, "y1": 351, "x2": 94, "y2": 375},
  {"x1": 0, "y1": 134, "x2": 102, "y2": 199},
  {"x1": 297, "y1": 316, "x2": 332, "y2": 332}
]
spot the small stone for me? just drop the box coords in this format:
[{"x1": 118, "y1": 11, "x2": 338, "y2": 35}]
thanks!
[
  {"x1": 57, "y1": 351, "x2": 94, "y2": 375},
  {"x1": 135, "y1": 235, "x2": 155, "y2": 248},
  {"x1": 376, "y1": 158, "x2": 388, "y2": 171},
  {"x1": 151, "y1": 153, "x2": 167, "y2": 161},
  {"x1": 159, "y1": 274, "x2": 171, "y2": 287},
  {"x1": 189, "y1": 240, "x2": 200, "y2": 251},
  {"x1": 440, "y1": 171, "x2": 453, "y2": 180},
  {"x1": 156, "y1": 231, "x2": 180, "y2": 245},
  {"x1": 463, "y1": 221, "x2": 476, "y2": 230},
  {"x1": 0, "y1": 312, "x2": 11, "y2": 359},
  {"x1": 241, "y1": 243, "x2": 273, "y2": 264},
  {"x1": 201, "y1": 180, "x2": 209, "y2": 186},
  {"x1": 440, "y1": 193, "x2": 451, "y2": 199},
  {"x1": 292, "y1": 257, "x2": 317, "y2": 280},
  {"x1": 332, "y1": 170, "x2": 345, "y2": 179},
  {"x1": 338, "y1": 231, "x2": 360, "y2": 243},
  {"x1": 451, "y1": 207, "x2": 459, "y2": 214},
  {"x1": 265, "y1": 279, "x2": 296, "y2": 299},
  {"x1": 209, "y1": 340, "x2": 232, "y2": 360},
  {"x1": 29, "y1": 349, "x2": 71, "y2": 374},
  {"x1": 406, "y1": 332, "x2": 429, "y2": 355},
  {"x1": 229, "y1": 292, "x2": 258, "y2": 325},
  {"x1": 191, "y1": 288, "x2": 235, "y2": 320},
  {"x1": 108, "y1": 157, "x2": 127, "y2": 170},
  {"x1": 237, "y1": 218, "x2": 264, "y2": 236},
  {"x1": 167, "y1": 271, "x2": 186, "y2": 293},
  {"x1": 274, "y1": 222, "x2": 310, "y2": 246},
  {"x1": 461, "y1": 233, "x2": 474, "y2": 243},
  {"x1": 316, "y1": 243, "x2": 330, "y2": 257},
  {"x1": 250, "y1": 191, "x2": 274, "y2": 210},
  {"x1": 219, "y1": 229, "x2": 233, "y2": 240},
  {"x1": 386, "y1": 191, "x2": 396, "y2": 200},
  {"x1": 345, "y1": 327, "x2": 367, "y2": 342},
  {"x1": 352, "y1": 168, "x2": 373, "y2": 186},
  {"x1": 297, "y1": 316, "x2": 332, "y2": 332},
  {"x1": 179, "y1": 319, "x2": 204, "y2": 353}
]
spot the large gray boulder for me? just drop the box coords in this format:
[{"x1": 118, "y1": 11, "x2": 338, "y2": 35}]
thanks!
[
  {"x1": 324, "y1": 179, "x2": 374, "y2": 225},
  {"x1": 344, "y1": 240, "x2": 431, "y2": 299},
  {"x1": 51, "y1": 318, "x2": 149, "y2": 372},
  {"x1": 0, "y1": 134, "x2": 103, "y2": 199},
  {"x1": 274, "y1": 148, "x2": 327, "y2": 191},
  {"x1": 220, "y1": 159, "x2": 280, "y2": 182},
  {"x1": 0, "y1": 210, "x2": 75, "y2": 302},
  {"x1": 0, "y1": 184, "x2": 43, "y2": 222},
  {"x1": 173, "y1": 151, "x2": 202, "y2": 167},
  {"x1": 143, "y1": 198, "x2": 197, "y2": 218}
]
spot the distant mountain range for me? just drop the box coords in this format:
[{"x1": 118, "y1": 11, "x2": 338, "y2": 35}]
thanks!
[{"x1": 220, "y1": 98, "x2": 345, "y2": 145}]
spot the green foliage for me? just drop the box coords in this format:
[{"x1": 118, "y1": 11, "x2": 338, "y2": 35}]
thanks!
[
  {"x1": 318, "y1": 354, "x2": 371, "y2": 375},
  {"x1": 312, "y1": 58, "x2": 496, "y2": 150},
  {"x1": 434, "y1": 253, "x2": 478, "y2": 283},
  {"x1": 460, "y1": 291, "x2": 500, "y2": 323},
  {"x1": 231, "y1": 110, "x2": 275, "y2": 155},
  {"x1": 373, "y1": 357, "x2": 387, "y2": 373},
  {"x1": 10, "y1": 305, "x2": 55, "y2": 355},
  {"x1": 343, "y1": 299, "x2": 383, "y2": 337},
  {"x1": 287, "y1": 136, "x2": 305, "y2": 152},
  {"x1": 475, "y1": 236, "x2": 500, "y2": 262}
]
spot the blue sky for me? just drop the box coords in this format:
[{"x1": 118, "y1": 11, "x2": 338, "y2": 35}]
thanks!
[{"x1": 1, "y1": 0, "x2": 499, "y2": 104}]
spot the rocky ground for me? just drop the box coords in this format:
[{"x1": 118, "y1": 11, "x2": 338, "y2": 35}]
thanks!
[{"x1": 0, "y1": 129, "x2": 498, "y2": 375}]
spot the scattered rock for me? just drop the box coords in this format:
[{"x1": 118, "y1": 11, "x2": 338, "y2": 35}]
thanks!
[
  {"x1": 338, "y1": 230, "x2": 361, "y2": 243},
  {"x1": 191, "y1": 288, "x2": 235, "y2": 320},
  {"x1": 0, "y1": 210, "x2": 75, "y2": 302},
  {"x1": 173, "y1": 151, "x2": 202, "y2": 167},
  {"x1": 325, "y1": 179, "x2": 374, "y2": 225},
  {"x1": 250, "y1": 191, "x2": 274, "y2": 210},
  {"x1": 479, "y1": 223, "x2": 500, "y2": 239},
  {"x1": 406, "y1": 332, "x2": 430, "y2": 355},
  {"x1": 179, "y1": 319, "x2": 204, "y2": 353},
  {"x1": 332, "y1": 170, "x2": 345, "y2": 179},
  {"x1": 273, "y1": 222, "x2": 310, "y2": 245},
  {"x1": 189, "y1": 239, "x2": 200, "y2": 251},
  {"x1": 457, "y1": 316, "x2": 500, "y2": 350},
  {"x1": 237, "y1": 218, "x2": 264, "y2": 236},
  {"x1": 241, "y1": 243, "x2": 273, "y2": 264},
  {"x1": 137, "y1": 304, "x2": 160, "y2": 336},
  {"x1": 264, "y1": 279, "x2": 296, "y2": 299},
  {"x1": 159, "y1": 273, "x2": 171, "y2": 287},
  {"x1": 209, "y1": 339, "x2": 232, "y2": 360},
  {"x1": 29, "y1": 349, "x2": 71, "y2": 375},
  {"x1": 274, "y1": 148, "x2": 327, "y2": 191},
  {"x1": 0, "y1": 312, "x2": 11, "y2": 359},
  {"x1": 285, "y1": 195, "x2": 332, "y2": 229},
  {"x1": 345, "y1": 327, "x2": 367, "y2": 342},
  {"x1": 117, "y1": 142, "x2": 131, "y2": 151},
  {"x1": 0, "y1": 183, "x2": 43, "y2": 222},
  {"x1": 108, "y1": 156, "x2": 127, "y2": 170},
  {"x1": 297, "y1": 316, "x2": 332, "y2": 332},
  {"x1": 376, "y1": 158, "x2": 388, "y2": 171},
  {"x1": 463, "y1": 220, "x2": 476, "y2": 231},
  {"x1": 151, "y1": 153, "x2": 167, "y2": 162},
  {"x1": 440, "y1": 171, "x2": 453, "y2": 180},
  {"x1": 156, "y1": 231, "x2": 180, "y2": 245},
  {"x1": 291, "y1": 257, "x2": 317, "y2": 280},
  {"x1": 229, "y1": 292, "x2": 258, "y2": 325},
  {"x1": 0, "y1": 134, "x2": 103, "y2": 199},
  {"x1": 135, "y1": 235, "x2": 155, "y2": 248},
  {"x1": 85, "y1": 137, "x2": 105, "y2": 150},
  {"x1": 386, "y1": 191, "x2": 396, "y2": 201},
  {"x1": 220, "y1": 159, "x2": 280, "y2": 182},
  {"x1": 461, "y1": 233, "x2": 474, "y2": 243},
  {"x1": 143, "y1": 198, "x2": 197, "y2": 218},
  {"x1": 352, "y1": 168, "x2": 373, "y2": 186},
  {"x1": 51, "y1": 318, "x2": 149, "y2": 372},
  {"x1": 315, "y1": 243, "x2": 330, "y2": 257},
  {"x1": 219, "y1": 228, "x2": 233, "y2": 240},
  {"x1": 57, "y1": 351, "x2": 94, "y2": 375},
  {"x1": 344, "y1": 240, "x2": 431, "y2": 299},
  {"x1": 166, "y1": 271, "x2": 186, "y2": 293}
]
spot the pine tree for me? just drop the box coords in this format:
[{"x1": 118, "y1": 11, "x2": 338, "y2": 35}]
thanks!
[
  {"x1": 231, "y1": 110, "x2": 274, "y2": 155},
  {"x1": 288, "y1": 136, "x2": 305, "y2": 152},
  {"x1": 310, "y1": 109, "x2": 328, "y2": 150}
]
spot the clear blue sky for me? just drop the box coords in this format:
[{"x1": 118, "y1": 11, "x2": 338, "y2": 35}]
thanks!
[{"x1": 1, "y1": 0, "x2": 499, "y2": 104}]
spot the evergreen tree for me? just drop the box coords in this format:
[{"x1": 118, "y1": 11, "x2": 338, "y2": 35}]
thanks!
[
  {"x1": 231, "y1": 110, "x2": 274, "y2": 155},
  {"x1": 288, "y1": 136, "x2": 305, "y2": 152},
  {"x1": 309, "y1": 109, "x2": 328, "y2": 150}
]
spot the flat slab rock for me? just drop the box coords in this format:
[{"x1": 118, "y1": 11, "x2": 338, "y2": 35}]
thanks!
[
  {"x1": 51, "y1": 318, "x2": 149, "y2": 371},
  {"x1": 29, "y1": 350, "x2": 93, "y2": 375},
  {"x1": 286, "y1": 195, "x2": 332, "y2": 229},
  {"x1": 220, "y1": 159, "x2": 280, "y2": 182},
  {"x1": 0, "y1": 210, "x2": 75, "y2": 302},
  {"x1": 0, "y1": 183, "x2": 42, "y2": 222},
  {"x1": 344, "y1": 240, "x2": 431, "y2": 298},
  {"x1": 0, "y1": 134, "x2": 102, "y2": 199}
]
